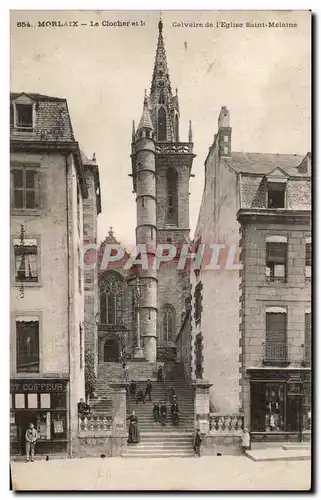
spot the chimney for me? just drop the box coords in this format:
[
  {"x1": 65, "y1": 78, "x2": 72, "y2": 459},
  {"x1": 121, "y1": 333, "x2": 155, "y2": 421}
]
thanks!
[{"x1": 217, "y1": 106, "x2": 231, "y2": 157}]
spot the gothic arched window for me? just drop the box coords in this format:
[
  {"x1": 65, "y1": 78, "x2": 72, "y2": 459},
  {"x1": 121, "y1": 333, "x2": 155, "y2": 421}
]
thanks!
[
  {"x1": 158, "y1": 107, "x2": 167, "y2": 142},
  {"x1": 175, "y1": 114, "x2": 179, "y2": 142},
  {"x1": 162, "y1": 304, "x2": 175, "y2": 343},
  {"x1": 166, "y1": 168, "x2": 178, "y2": 225},
  {"x1": 99, "y1": 272, "x2": 124, "y2": 325}
]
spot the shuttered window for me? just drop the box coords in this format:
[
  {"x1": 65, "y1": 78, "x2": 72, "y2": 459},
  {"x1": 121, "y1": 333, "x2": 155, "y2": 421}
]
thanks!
[{"x1": 11, "y1": 167, "x2": 41, "y2": 210}]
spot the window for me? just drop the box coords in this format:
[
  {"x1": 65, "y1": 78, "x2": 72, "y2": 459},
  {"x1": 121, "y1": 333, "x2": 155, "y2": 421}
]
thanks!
[
  {"x1": 265, "y1": 307, "x2": 287, "y2": 364},
  {"x1": 15, "y1": 103, "x2": 33, "y2": 130},
  {"x1": 99, "y1": 272, "x2": 123, "y2": 325},
  {"x1": 305, "y1": 240, "x2": 311, "y2": 281},
  {"x1": 166, "y1": 168, "x2": 178, "y2": 225},
  {"x1": 162, "y1": 304, "x2": 175, "y2": 342},
  {"x1": 195, "y1": 283, "x2": 202, "y2": 324},
  {"x1": 251, "y1": 382, "x2": 285, "y2": 432},
  {"x1": 267, "y1": 182, "x2": 286, "y2": 209},
  {"x1": 11, "y1": 167, "x2": 40, "y2": 209},
  {"x1": 266, "y1": 238, "x2": 287, "y2": 283},
  {"x1": 14, "y1": 238, "x2": 38, "y2": 283},
  {"x1": 16, "y1": 319, "x2": 39, "y2": 372},
  {"x1": 158, "y1": 107, "x2": 167, "y2": 142}
]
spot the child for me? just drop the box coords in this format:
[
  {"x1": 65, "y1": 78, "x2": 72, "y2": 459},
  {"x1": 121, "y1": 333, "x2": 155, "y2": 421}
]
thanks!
[{"x1": 241, "y1": 428, "x2": 250, "y2": 453}]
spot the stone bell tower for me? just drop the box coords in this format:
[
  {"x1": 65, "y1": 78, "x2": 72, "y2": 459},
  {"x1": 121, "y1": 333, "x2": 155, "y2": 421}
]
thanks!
[{"x1": 131, "y1": 20, "x2": 195, "y2": 362}]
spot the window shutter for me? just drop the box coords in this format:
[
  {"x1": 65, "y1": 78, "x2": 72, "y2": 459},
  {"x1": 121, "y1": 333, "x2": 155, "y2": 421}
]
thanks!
[{"x1": 35, "y1": 170, "x2": 42, "y2": 209}]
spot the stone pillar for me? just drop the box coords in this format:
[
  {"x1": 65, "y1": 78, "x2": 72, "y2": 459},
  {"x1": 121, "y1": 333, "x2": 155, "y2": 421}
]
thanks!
[
  {"x1": 110, "y1": 383, "x2": 128, "y2": 456},
  {"x1": 192, "y1": 380, "x2": 212, "y2": 434}
]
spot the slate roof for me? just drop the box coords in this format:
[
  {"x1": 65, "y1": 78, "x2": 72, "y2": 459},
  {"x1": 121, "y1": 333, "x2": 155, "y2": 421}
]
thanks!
[
  {"x1": 224, "y1": 152, "x2": 309, "y2": 177},
  {"x1": 10, "y1": 92, "x2": 75, "y2": 142}
]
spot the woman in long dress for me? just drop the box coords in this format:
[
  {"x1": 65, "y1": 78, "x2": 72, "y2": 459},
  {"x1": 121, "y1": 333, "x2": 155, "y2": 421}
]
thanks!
[{"x1": 127, "y1": 411, "x2": 140, "y2": 444}]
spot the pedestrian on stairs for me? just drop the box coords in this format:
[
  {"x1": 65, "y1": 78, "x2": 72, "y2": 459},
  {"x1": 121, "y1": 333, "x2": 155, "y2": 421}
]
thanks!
[
  {"x1": 129, "y1": 380, "x2": 137, "y2": 399},
  {"x1": 160, "y1": 401, "x2": 167, "y2": 426},
  {"x1": 145, "y1": 379, "x2": 152, "y2": 402},
  {"x1": 136, "y1": 389, "x2": 145, "y2": 404},
  {"x1": 122, "y1": 362, "x2": 128, "y2": 381},
  {"x1": 153, "y1": 402, "x2": 160, "y2": 423},
  {"x1": 127, "y1": 410, "x2": 140, "y2": 444},
  {"x1": 157, "y1": 365, "x2": 163, "y2": 382}
]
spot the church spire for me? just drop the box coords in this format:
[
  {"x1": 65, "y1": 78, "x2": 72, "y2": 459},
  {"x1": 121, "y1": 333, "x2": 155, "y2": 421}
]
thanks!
[{"x1": 150, "y1": 17, "x2": 172, "y2": 99}]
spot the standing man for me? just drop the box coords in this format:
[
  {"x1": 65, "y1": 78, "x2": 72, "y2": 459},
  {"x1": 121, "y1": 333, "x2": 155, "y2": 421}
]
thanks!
[
  {"x1": 145, "y1": 379, "x2": 153, "y2": 402},
  {"x1": 160, "y1": 401, "x2": 167, "y2": 426},
  {"x1": 25, "y1": 423, "x2": 37, "y2": 463}
]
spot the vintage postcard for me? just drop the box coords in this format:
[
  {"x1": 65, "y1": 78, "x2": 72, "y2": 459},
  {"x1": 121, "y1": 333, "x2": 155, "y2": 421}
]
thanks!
[{"x1": 10, "y1": 9, "x2": 311, "y2": 491}]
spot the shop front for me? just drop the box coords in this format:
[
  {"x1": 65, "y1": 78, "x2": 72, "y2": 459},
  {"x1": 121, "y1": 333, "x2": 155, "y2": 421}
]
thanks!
[
  {"x1": 248, "y1": 369, "x2": 311, "y2": 443},
  {"x1": 10, "y1": 379, "x2": 69, "y2": 457}
]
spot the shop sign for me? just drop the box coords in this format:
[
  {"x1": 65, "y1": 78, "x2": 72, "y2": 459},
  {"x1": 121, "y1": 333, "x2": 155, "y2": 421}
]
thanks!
[{"x1": 10, "y1": 379, "x2": 68, "y2": 393}]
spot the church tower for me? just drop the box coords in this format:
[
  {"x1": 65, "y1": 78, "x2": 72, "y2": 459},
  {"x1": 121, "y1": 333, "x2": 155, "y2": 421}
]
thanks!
[{"x1": 131, "y1": 20, "x2": 195, "y2": 362}]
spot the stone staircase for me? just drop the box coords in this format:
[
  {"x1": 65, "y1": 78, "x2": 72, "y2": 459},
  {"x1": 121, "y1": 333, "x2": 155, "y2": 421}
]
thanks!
[
  {"x1": 89, "y1": 361, "x2": 157, "y2": 414},
  {"x1": 123, "y1": 379, "x2": 195, "y2": 458}
]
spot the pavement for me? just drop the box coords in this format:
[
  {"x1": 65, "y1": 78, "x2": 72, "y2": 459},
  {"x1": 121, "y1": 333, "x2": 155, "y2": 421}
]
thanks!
[{"x1": 11, "y1": 455, "x2": 311, "y2": 491}]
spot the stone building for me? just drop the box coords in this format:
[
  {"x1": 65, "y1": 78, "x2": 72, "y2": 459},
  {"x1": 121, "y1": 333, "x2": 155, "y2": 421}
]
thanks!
[
  {"x1": 237, "y1": 152, "x2": 311, "y2": 442},
  {"x1": 187, "y1": 106, "x2": 311, "y2": 441},
  {"x1": 10, "y1": 92, "x2": 101, "y2": 457}
]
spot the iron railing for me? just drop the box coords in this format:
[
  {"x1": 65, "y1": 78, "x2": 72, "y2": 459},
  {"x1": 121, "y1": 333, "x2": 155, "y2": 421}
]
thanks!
[{"x1": 263, "y1": 342, "x2": 288, "y2": 364}]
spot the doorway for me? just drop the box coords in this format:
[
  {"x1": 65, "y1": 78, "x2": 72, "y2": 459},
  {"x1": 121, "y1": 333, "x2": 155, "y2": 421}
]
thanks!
[{"x1": 103, "y1": 337, "x2": 120, "y2": 362}]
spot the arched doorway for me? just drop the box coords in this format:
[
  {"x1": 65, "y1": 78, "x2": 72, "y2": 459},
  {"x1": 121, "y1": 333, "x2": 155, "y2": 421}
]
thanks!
[{"x1": 103, "y1": 337, "x2": 120, "y2": 362}]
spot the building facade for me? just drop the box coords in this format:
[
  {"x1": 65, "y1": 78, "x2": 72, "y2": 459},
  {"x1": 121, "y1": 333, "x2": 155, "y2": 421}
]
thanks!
[
  {"x1": 187, "y1": 107, "x2": 311, "y2": 439},
  {"x1": 10, "y1": 92, "x2": 100, "y2": 456},
  {"x1": 238, "y1": 153, "x2": 311, "y2": 442}
]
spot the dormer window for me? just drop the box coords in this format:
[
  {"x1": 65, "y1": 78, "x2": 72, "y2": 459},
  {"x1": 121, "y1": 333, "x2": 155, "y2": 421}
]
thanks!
[
  {"x1": 267, "y1": 182, "x2": 286, "y2": 209},
  {"x1": 16, "y1": 103, "x2": 33, "y2": 130}
]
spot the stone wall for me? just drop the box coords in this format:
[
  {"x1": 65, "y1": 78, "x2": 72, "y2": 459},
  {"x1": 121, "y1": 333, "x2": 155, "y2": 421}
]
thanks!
[{"x1": 190, "y1": 140, "x2": 241, "y2": 414}]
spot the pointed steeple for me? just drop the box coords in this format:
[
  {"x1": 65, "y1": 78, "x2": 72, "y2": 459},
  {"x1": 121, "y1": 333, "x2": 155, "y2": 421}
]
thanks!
[
  {"x1": 137, "y1": 92, "x2": 154, "y2": 132},
  {"x1": 150, "y1": 18, "x2": 172, "y2": 100}
]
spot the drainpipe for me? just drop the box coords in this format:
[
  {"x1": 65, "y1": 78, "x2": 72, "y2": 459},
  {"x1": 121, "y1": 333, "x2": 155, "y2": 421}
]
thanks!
[{"x1": 65, "y1": 153, "x2": 73, "y2": 457}]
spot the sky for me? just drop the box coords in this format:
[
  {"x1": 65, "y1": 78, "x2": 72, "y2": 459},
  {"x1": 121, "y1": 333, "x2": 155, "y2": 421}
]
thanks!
[{"x1": 10, "y1": 10, "x2": 311, "y2": 246}]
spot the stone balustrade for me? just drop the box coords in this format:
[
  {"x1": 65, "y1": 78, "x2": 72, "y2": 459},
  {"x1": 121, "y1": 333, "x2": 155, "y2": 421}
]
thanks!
[
  {"x1": 155, "y1": 143, "x2": 193, "y2": 155},
  {"x1": 209, "y1": 414, "x2": 244, "y2": 433},
  {"x1": 78, "y1": 414, "x2": 112, "y2": 434}
]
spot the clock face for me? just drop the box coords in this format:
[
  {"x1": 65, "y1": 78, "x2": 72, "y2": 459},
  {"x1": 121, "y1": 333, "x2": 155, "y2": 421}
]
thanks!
[{"x1": 158, "y1": 80, "x2": 164, "y2": 87}]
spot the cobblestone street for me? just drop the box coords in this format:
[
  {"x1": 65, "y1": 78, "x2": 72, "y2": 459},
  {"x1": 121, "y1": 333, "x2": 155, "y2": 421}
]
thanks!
[{"x1": 11, "y1": 456, "x2": 311, "y2": 491}]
